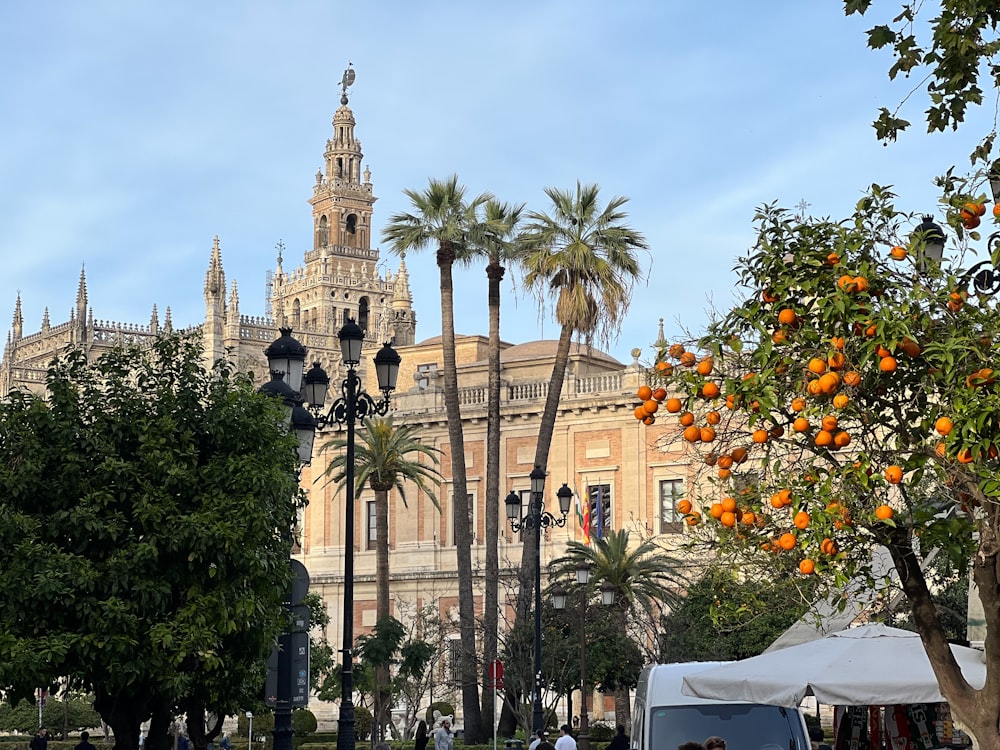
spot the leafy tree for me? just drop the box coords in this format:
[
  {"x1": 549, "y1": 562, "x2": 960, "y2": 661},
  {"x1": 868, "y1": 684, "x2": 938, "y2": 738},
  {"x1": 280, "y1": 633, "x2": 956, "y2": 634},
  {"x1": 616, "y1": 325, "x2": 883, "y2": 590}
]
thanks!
[
  {"x1": 0, "y1": 334, "x2": 303, "y2": 750},
  {"x1": 500, "y1": 183, "x2": 647, "y2": 733},
  {"x1": 658, "y1": 565, "x2": 816, "y2": 663},
  {"x1": 844, "y1": 0, "x2": 1000, "y2": 153},
  {"x1": 641, "y1": 183, "x2": 1000, "y2": 750},
  {"x1": 550, "y1": 529, "x2": 682, "y2": 729},
  {"x1": 319, "y1": 416, "x2": 441, "y2": 739}
]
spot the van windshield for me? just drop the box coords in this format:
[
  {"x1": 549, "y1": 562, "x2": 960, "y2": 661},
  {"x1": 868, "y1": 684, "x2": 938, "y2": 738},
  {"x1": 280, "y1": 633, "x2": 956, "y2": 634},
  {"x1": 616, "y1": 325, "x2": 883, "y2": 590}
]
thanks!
[{"x1": 649, "y1": 704, "x2": 805, "y2": 750}]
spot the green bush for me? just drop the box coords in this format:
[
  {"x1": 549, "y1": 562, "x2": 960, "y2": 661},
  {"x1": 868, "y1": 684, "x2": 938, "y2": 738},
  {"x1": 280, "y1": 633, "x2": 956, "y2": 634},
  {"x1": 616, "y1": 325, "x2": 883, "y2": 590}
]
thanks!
[
  {"x1": 354, "y1": 706, "x2": 372, "y2": 742},
  {"x1": 237, "y1": 713, "x2": 274, "y2": 738},
  {"x1": 291, "y1": 710, "x2": 317, "y2": 737},
  {"x1": 588, "y1": 723, "x2": 615, "y2": 743},
  {"x1": 424, "y1": 702, "x2": 455, "y2": 725}
]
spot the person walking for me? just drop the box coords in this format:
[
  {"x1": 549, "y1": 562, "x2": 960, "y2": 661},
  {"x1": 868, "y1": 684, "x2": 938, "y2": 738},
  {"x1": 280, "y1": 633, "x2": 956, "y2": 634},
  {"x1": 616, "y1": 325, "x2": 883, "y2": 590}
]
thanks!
[
  {"x1": 555, "y1": 725, "x2": 577, "y2": 750},
  {"x1": 529, "y1": 730, "x2": 547, "y2": 750},
  {"x1": 415, "y1": 721, "x2": 429, "y2": 750},
  {"x1": 607, "y1": 726, "x2": 629, "y2": 750},
  {"x1": 434, "y1": 719, "x2": 454, "y2": 750}
]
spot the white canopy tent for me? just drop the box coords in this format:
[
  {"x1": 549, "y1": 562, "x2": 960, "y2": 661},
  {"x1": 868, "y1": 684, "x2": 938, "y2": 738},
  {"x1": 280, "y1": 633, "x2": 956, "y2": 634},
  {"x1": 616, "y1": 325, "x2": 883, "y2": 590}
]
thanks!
[{"x1": 681, "y1": 624, "x2": 986, "y2": 707}]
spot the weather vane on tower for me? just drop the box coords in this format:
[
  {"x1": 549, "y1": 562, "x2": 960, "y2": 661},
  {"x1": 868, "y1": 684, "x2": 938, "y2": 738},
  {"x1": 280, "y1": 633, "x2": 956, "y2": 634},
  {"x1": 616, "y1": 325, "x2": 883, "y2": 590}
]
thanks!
[{"x1": 340, "y1": 63, "x2": 355, "y2": 105}]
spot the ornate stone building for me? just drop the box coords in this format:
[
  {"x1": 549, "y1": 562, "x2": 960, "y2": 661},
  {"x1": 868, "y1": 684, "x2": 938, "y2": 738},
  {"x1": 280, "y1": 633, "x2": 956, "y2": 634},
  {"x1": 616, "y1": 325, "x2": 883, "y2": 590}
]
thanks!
[{"x1": 1, "y1": 84, "x2": 697, "y2": 728}]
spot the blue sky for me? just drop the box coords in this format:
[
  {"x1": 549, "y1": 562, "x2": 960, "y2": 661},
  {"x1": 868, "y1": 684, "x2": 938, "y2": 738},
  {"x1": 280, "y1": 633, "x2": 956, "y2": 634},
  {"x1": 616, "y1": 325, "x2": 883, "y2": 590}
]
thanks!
[{"x1": 1, "y1": 1, "x2": 994, "y2": 364}]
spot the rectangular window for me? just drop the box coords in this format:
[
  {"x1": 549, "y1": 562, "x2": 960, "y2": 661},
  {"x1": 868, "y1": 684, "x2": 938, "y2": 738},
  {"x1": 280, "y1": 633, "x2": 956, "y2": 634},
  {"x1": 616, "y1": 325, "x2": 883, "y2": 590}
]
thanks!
[
  {"x1": 659, "y1": 479, "x2": 685, "y2": 534},
  {"x1": 416, "y1": 363, "x2": 439, "y2": 391},
  {"x1": 366, "y1": 500, "x2": 377, "y2": 551},
  {"x1": 447, "y1": 639, "x2": 462, "y2": 685},
  {"x1": 587, "y1": 483, "x2": 612, "y2": 540}
]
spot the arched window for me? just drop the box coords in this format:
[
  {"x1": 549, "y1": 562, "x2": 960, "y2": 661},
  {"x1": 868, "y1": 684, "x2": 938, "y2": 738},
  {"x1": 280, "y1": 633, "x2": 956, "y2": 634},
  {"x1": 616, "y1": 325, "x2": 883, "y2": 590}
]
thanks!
[
  {"x1": 317, "y1": 216, "x2": 329, "y2": 248},
  {"x1": 345, "y1": 214, "x2": 358, "y2": 247},
  {"x1": 358, "y1": 296, "x2": 370, "y2": 333},
  {"x1": 292, "y1": 299, "x2": 301, "y2": 329}
]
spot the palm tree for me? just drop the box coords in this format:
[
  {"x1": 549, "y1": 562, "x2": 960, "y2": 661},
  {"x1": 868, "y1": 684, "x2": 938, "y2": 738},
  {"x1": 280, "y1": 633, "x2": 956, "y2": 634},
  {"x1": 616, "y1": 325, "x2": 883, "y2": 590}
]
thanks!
[
  {"x1": 382, "y1": 175, "x2": 493, "y2": 742},
  {"x1": 477, "y1": 198, "x2": 524, "y2": 728},
  {"x1": 551, "y1": 529, "x2": 683, "y2": 729},
  {"x1": 319, "y1": 415, "x2": 442, "y2": 741},
  {"x1": 502, "y1": 183, "x2": 647, "y2": 729}
]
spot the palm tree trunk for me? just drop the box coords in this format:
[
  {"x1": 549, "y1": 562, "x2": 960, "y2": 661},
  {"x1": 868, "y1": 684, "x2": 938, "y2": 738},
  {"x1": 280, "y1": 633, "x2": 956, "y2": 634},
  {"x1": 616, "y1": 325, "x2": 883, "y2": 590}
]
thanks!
[
  {"x1": 481, "y1": 258, "x2": 504, "y2": 734},
  {"x1": 499, "y1": 324, "x2": 575, "y2": 735},
  {"x1": 375, "y1": 487, "x2": 391, "y2": 741},
  {"x1": 437, "y1": 243, "x2": 485, "y2": 741}
]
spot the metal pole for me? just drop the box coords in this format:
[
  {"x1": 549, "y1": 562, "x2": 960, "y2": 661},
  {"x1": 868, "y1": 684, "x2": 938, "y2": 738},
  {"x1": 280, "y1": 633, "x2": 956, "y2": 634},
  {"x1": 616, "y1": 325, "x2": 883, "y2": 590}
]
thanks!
[
  {"x1": 578, "y1": 592, "x2": 589, "y2": 750},
  {"x1": 532, "y1": 491, "x2": 544, "y2": 734},
  {"x1": 337, "y1": 367, "x2": 358, "y2": 750}
]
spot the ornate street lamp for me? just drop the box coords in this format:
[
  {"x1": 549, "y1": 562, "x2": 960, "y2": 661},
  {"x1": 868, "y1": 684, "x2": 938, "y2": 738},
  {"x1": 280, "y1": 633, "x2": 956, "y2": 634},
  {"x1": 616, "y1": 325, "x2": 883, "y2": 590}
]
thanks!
[
  {"x1": 261, "y1": 321, "x2": 400, "y2": 750},
  {"x1": 552, "y1": 565, "x2": 617, "y2": 750},
  {"x1": 911, "y1": 214, "x2": 1000, "y2": 297},
  {"x1": 297, "y1": 320, "x2": 401, "y2": 750},
  {"x1": 506, "y1": 473, "x2": 572, "y2": 733}
]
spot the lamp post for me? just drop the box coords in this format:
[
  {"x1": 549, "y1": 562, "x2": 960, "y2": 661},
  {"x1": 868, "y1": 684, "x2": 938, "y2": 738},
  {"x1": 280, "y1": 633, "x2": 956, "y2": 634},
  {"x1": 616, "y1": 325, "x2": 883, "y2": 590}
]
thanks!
[
  {"x1": 551, "y1": 569, "x2": 616, "y2": 750},
  {"x1": 505, "y1": 473, "x2": 572, "y2": 733},
  {"x1": 298, "y1": 319, "x2": 401, "y2": 750},
  {"x1": 260, "y1": 328, "x2": 316, "y2": 750}
]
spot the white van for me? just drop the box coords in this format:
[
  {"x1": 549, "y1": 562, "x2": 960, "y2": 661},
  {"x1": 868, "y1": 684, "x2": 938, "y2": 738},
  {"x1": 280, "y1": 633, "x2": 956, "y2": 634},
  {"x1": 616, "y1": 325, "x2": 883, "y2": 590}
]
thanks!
[{"x1": 631, "y1": 663, "x2": 811, "y2": 750}]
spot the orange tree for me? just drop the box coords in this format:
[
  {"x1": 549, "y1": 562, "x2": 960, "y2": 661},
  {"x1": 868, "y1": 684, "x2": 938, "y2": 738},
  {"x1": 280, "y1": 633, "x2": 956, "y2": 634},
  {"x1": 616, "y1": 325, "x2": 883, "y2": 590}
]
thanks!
[{"x1": 633, "y1": 183, "x2": 1000, "y2": 748}]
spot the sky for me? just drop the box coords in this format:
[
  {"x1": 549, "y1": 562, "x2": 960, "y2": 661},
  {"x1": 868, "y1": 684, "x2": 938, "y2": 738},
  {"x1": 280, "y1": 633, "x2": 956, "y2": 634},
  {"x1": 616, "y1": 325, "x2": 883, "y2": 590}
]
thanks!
[{"x1": 1, "y1": 1, "x2": 996, "y2": 365}]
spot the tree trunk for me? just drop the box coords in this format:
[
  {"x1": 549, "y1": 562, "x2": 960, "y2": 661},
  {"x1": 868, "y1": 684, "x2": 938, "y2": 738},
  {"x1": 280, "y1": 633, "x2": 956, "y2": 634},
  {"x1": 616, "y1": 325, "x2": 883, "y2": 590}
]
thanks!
[
  {"x1": 499, "y1": 324, "x2": 575, "y2": 736},
  {"x1": 437, "y1": 244, "x2": 485, "y2": 741},
  {"x1": 481, "y1": 258, "x2": 504, "y2": 735},
  {"x1": 375, "y1": 486, "x2": 392, "y2": 741},
  {"x1": 94, "y1": 686, "x2": 154, "y2": 750}
]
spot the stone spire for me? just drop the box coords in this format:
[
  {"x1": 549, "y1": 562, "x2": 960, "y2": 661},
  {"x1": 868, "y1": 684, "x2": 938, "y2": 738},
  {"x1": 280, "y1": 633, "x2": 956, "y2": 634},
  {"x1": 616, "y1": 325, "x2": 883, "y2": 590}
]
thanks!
[
  {"x1": 203, "y1": 236, "x2": 226, "y2": 369},
  {"x1": 150, "y1": 304, "x2": 159, "y2": 334},
  {"x1": 392, "y1": 255, "x2": 412, "y2": 309},
  {"x1": 42, "y1": 307, "x2": 50, "y2": 331},
  {"x1": 12, "y1": 293, "x2": 22, "y2": 341},
  {"x1": 204, "y1": 235, "x2": 225, "y2": 300}
]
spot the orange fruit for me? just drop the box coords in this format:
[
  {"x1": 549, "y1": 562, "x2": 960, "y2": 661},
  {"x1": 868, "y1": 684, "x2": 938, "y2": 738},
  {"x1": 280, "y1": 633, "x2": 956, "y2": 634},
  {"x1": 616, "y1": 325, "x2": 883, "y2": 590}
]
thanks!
[
  {"x1": 741, "y1": 511, "x2": 756, "y2": 525},
  {"x1": 665, "y1": 397, "x2": 683, "y2": 413},
  {"x1": 770, "y1": 425, "x2": 785, "y2": 439},
  {"x1": 721, "y1": 497, "x2": 738, "y2": 513},
  {"x1": 704, "y1": 453, "x2": 718, "y2": 466},
  {"x1": 633, "y1": 406, "x2": 646, "y2": 420},
  {"x1": 935, "y1": 442, "x2": 947, "y2": 458},
  {"x1": 638, "y1": 385, "x2": 653, "y2": 401},
  {"x1": 814, "y1": 430, "x2": 834, "y2": 447},
  {"x1": 778, "y1": 532, "x2": 797, "y2": 551},
  {"x1": 843, "y1": 371, "x2": 862, "y2": 387},
  {"x1": 948, "y1": 292, "x2": 966, "y2": 312},
  {"x1": 718, "y1": 468, "x2": 732, "y2": 479},
  {"x1": 762, "y1": 288, "x2": 779, "y2": 303},
  {"x1": 978, "y1": 202, "x2": 989, "y2": 216},
  {"x1": 808, "y1": 357, "x2": 828, "y2": 375},
  {"x1": 957, "y1": 447, "x2": 974, "y2": 464},
  {"x1": 821, "y1": 415, "x2": 839, "y2": 432},
  {"x1": 879, "y1": 356, "x2": 898, "y2": 373},
  {"x1": 679, "y1": 411, "x2": 695, "y2": 427},
  {"x1": 793, "y1": 417, "x2": 810, "y2": 433},
  {"x1": 995, "y1": 204, "x2": 1000, "y2": 218},
  {"x1": 837, "y1": 274, "x2": 853, "y2": 290},
  {"x1": 652, "y1": 387, "x2": 668, "y2": 401},
  {"x1": 717, "y1": 454, "x2": 734, "y2": 469},
  {"x1": 827, "y1": 352, "x2": 846, "y2": 371},
  {"x1": 778, "y1": 308, "x2": 797, "y2": 326},
  {"x1": 876, "y1": 344, "x2": 892, "y2": 358},
  {"x1": 752, "y1": 429, "x2": 769, "y2": 444},
  {"x1": 901, "y1": 338, "x2": 921, "y2": 357},
  {"x1": 799, "y1": 558, "x2": 816, "y2": 575},
  {"x1": 702, "y1": 381, "x2": 721, "y2": 399},
  {"x1": 642, "y1": 415, "x2": 656, "y2": 425},
  {"x1": 709, "y1": 503, "x2": 724, "y2": 519},
  {"x1": 820, "y1": 538, "x2": 837, "y2": 555},
  {"x1": 807, "y1": 379, "x2": 823, "y2": 396},
  {"x1": 772, "y1": 330, "x2": 788, "y2": 345},
  {"x1": 791, "y1": 397, "x2": 806, "y2": 412},
  {"x1": 720, "y1": 511, "x2": 737, "y2": 528},
  {"x1": 685, "y1": 511, "x2": 701, "y2": 526},
  {"x1": 770, "y1": 492, "x2": 784, "y2": 509},
  {"x1": 725, "y1": 394, "x2": 737, "y2": 410},
  {"x1": 890, "y1": 245, "x2": 907, "y2": 260},
  {"x1": 731, "y1": 447, "x2": 749, "y2": 464},
  {"x1": 875, "y1": 504, "x2": 894, "y2": 521},
  {"x1": 826, "y1": 252, "x2": 840, "y2": 266},
  {"x1": 680, "y1": 351, "x2": 697, "y2": 367},
  {"x1": 819, "y1": 372, "x2": 841, "y2": 393},
  {"x1": 832, "y1": 393, "x2": 850, "y2": 409},
  {"x1": 885, "y1": 465, "x2": 903, "y2": 484},
  {"x1": 864, "y1": 323, "x2": 877, "y2": 337},
  {"x1": 854, "y1": 276, "x2": 869, "y2": 292},
  {"x1": 643, "y1": 399, "x2": 659, "y2": 414},
  {"x1": 700, "y1": 426, "x2": 717, "y2": 443},
  {"x1": 935, "y1": 416, "x2": 953, "y2": 436},
  {"x1": 964, "y1": 215, "x2": 982, "y2": 230},
  {"x1": 668, "y1": 343, "x2": 686, "y2": 358},
  {"x1": 676, "y1": 499, "x2": 693, "y2": 515},
  {"x1": 831, "y1": 336, "x2": 846, "y2": 350},
  {"x1": 655, "y1": 361, "x2": 674, "y2": 375},
  {"x1": 794, "y1": 511, "x2": 810, "y2": 529},
  {"x1": 834, "y1": 430, "x2": 851, "y2": 448},
  {"x1": 777, "y1": 489, "x2": 792, "y2": 506},
  {"x1": 706, "y1": 410, "x2": 721, "y2": 425},
  {"x1": 683, "y1": 425, "x2": 701, "y2": 443},
  {"x1": 697, "y1": 358, "x2": 714, "y2": 376}
]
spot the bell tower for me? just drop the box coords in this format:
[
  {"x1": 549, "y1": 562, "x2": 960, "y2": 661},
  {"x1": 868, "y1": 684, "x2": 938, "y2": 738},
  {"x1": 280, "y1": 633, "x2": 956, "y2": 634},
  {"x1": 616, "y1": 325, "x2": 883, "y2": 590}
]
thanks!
[{"x1": 269, "y1": 65, "x2": 416, "y2": 348}]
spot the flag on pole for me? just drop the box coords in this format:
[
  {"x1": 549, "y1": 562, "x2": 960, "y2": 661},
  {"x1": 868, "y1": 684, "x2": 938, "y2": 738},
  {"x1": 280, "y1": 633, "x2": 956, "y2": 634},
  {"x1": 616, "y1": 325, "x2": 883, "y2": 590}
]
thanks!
[{"x1": 575, "y1": 488, "x2": 591, "y2": 545}]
